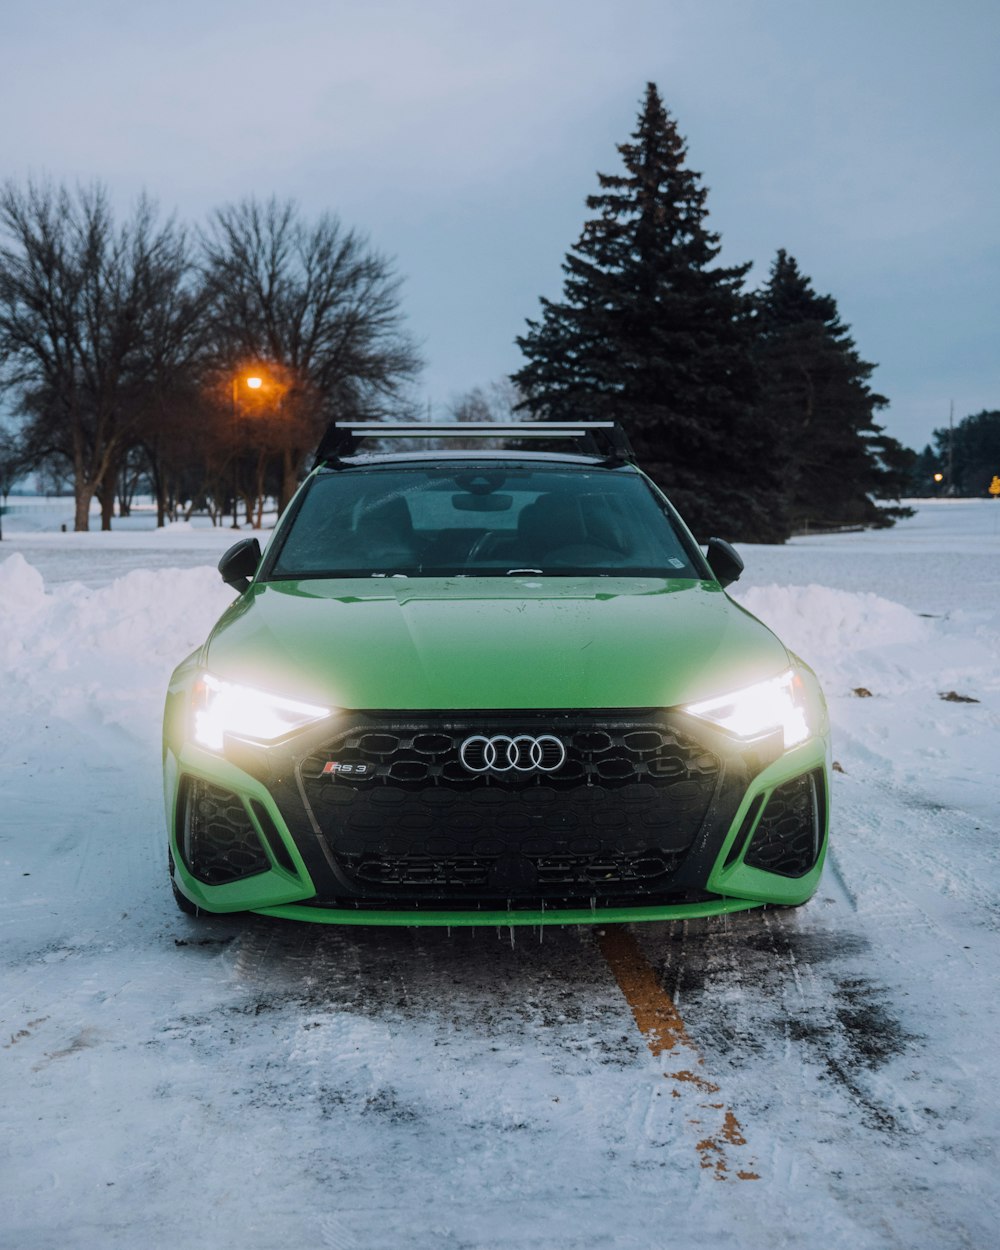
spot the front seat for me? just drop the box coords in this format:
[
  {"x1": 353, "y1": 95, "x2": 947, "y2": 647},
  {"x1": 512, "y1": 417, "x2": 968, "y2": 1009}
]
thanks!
[
  {"x1": 513, "y1": 494, "x2": 588, "y2": 565},
  {"x1": 356, "y1": 495, "x2": 420, "y2": 567}
]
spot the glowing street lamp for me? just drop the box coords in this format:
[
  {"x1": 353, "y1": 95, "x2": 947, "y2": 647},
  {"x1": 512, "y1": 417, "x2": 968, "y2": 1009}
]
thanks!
[{"x1": 232, "y1": 372, "x2": 264, "y2": 528}]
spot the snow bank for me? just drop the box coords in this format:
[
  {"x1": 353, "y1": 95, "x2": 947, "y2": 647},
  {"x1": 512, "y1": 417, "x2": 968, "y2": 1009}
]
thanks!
[
  {"x1": 0, "y1": 553, "x2": 233, "y2": 747},
  {"x1": 734, "y1": 582, "x2": 929, "y2": 662},
  {"x1": 730, "y1": 577, "x2": 1000, "y2": 818},
  {"x1": 734, "y1": 581, "x2": 999, "y2": 701}
]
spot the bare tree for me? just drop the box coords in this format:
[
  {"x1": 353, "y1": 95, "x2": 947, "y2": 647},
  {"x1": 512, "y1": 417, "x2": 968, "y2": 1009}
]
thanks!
[
  {"x1": 449, "y1": 377, "x2": 524, "y2": 423},
  {"x1": 0, "y1": 183, "x2": 85, "y2": 524},
  {"x1": 201, "y1": 198, "x2": 422, "y2": 513},
  {"x1": 0, "y1": 420, "x2": 22, "y2": 500},
  {"x1": 0, "y1": 419, "x2": 22, "y2": 540},
  {"x1": 0, "y1": 182, "x2": 200, "y2": 530},
  {"x1": 129, "y1": 224, "x2": 212, "y2": 527}
]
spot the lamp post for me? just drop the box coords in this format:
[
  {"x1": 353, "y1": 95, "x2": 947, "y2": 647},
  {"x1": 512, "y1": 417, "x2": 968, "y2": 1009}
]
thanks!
[{"x1": 232, "y1": 374, "x2": 263, "y2": 528}]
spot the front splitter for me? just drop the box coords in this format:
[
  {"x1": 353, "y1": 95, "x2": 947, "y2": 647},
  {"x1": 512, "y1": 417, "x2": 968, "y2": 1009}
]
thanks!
[{"x1": 252, "y1": 896, "x2": 765, "y2": 927}]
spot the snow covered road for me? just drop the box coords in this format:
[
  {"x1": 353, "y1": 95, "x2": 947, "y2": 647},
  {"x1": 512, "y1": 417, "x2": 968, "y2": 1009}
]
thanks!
[{"x1": 1, "y1": 502, "x2": 998, "y2": 1249}]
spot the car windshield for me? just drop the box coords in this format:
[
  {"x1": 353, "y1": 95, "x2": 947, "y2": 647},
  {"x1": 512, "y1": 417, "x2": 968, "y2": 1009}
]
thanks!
[{"x1": 266, "y1": 463, "x2": 705, "y2": 579}]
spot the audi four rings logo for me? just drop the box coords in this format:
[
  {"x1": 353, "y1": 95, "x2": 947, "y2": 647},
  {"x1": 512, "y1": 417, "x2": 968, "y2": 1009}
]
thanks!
[{"x1": 459, "y1": 734, "x2": 567, "y2": 773}]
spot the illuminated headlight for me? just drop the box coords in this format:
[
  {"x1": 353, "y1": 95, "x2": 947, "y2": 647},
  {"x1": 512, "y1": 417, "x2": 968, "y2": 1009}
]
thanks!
[
  {"x1": 685, "y1": 668, "x2": 811, "y2": 749},
  {"x1": 192, "y1": 673, "x2": 332, "y2": 751}
]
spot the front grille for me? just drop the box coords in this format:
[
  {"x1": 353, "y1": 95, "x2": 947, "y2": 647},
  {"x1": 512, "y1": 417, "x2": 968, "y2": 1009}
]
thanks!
[
  {"x1": 179, "y1": 777, "x2": 271, "y2": 885},
  {"x1": 744, "y1": 769, "x2": 825, "y2": 878},
  {"x1": 298, "y1": 712, "x2": 721, "y2": 900},
  {"x1": 340, "y1": 846, "x2": 687, "y2": 891}
]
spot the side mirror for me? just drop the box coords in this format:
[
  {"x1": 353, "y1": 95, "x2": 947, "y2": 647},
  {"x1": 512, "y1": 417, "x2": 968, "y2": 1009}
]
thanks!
[
  {"x1": 705, "y1": 537, "x2": 743, "y2": 588},
  {"x1": 219, "y1": 537, "x2": 262, "y2": 593}
]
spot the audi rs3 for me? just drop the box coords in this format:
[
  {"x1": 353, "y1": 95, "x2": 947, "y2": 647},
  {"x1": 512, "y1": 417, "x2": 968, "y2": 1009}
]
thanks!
[{"x1": 163, "y1": 421, "x2": 830, "y2": 926}]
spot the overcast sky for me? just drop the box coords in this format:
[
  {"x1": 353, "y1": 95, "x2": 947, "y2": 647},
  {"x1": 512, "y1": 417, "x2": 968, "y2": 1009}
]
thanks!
[{"x1": 2, "y1": 0, "x2": 997, "y2": 450}]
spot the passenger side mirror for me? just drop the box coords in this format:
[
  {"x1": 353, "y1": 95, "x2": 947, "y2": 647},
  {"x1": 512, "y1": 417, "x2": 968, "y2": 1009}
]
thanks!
[
  {"x1": 219, "y1": 537, "x2": 262, "y2": 593},
  {"x1": 705, "y1": 537, "x2": 743, "y2": 587}
]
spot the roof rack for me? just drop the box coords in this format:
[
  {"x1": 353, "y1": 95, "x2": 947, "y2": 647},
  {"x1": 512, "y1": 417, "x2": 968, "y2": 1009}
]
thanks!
[{"x1": 313, "y1": 420, "x2": 635, "y2": 467}]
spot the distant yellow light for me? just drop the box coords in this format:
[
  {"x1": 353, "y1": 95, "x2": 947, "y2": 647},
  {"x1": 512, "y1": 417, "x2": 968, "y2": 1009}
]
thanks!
[
  {"x1": 933, "y1": 472, "x2": 944, "y2": 482},
  {"x1": 246, "y1": 376, "x2": 263, "y2": 389}
]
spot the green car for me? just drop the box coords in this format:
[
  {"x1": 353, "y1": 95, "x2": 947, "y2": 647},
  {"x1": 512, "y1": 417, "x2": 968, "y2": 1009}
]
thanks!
[{"x1": 163, "y1": 422, "x2": 830, "y2": 927}]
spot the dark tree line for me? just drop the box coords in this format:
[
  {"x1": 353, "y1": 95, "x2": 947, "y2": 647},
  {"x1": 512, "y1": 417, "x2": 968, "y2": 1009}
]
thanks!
[
  {"x1": 911, "y1": 410, "x2": 1000, "y2": 496},
  {"x1": 513, "y1": 84, "x2": 914, "y2": 542},
  {"x1": 0, "y1": 184, "x2": 420, "y2": 530}
]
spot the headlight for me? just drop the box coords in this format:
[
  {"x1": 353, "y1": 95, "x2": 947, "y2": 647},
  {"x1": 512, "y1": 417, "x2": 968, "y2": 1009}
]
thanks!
[
  {"x1": 685, "y1": 668, "x2": 810, "y2": 749},
  {"x1": 192, "y1": 673, "x2": 332, "y2": 751}
]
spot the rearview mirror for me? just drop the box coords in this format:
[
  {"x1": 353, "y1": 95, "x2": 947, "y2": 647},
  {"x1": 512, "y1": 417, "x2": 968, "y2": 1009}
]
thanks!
[
  {"x1": 451, "y1": 493, "x2": 513, "y2": 512},
  {"x1": 219, "y1": 537, "x2": 262, "y2": 593},
  {"x1": 705, "y1": 537, "x2": 743, "y2": 588}
]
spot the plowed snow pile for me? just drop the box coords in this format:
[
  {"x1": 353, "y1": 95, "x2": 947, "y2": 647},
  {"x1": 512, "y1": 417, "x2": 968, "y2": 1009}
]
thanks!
[{"x1": 0, "y1": 553, "x2": 232, "y2": 738}]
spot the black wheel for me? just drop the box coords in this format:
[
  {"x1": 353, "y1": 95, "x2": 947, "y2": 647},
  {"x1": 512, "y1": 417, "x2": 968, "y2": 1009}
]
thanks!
[{"x1": 171, "y1": 878, "x2": 202, "y2": 916}]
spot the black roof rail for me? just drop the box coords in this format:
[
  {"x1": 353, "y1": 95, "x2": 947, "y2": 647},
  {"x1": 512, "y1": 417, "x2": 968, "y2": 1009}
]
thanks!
[{"x1": 313, "y1": 420, "x2": 635, "y2": 468}]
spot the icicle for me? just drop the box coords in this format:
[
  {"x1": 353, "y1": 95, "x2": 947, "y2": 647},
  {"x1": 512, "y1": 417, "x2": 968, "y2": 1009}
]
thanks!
[{"x1": 508, "y1": 924, "x2": 515, "y2": 949}]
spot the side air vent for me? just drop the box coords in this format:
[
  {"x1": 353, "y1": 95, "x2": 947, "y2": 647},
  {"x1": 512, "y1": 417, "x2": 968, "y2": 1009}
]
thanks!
[
  {"x1": 744, "y1": 770, "x2": 826, "y2": 878},
  {"x1": 178, "y1": 776, "x2": 270, "y2": 885}
]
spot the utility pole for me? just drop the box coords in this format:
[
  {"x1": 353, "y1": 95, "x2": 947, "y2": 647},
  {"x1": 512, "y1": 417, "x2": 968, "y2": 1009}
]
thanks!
[{"x1": 947, "y1": 400, "x2": 955, "y2": 496}]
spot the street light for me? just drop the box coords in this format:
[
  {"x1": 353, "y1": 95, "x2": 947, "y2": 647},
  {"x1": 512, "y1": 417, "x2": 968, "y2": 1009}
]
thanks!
[{"x1": 232, "y1": 373, "x2": 264, "y2": 528}]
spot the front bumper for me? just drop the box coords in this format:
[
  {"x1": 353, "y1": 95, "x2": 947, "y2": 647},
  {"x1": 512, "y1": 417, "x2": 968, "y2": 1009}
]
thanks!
[{"x1": 164, "y1": 704, "x2": 831, "y2": 927}]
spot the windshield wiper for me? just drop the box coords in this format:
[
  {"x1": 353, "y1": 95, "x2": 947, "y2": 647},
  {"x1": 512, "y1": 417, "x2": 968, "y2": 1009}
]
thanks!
[{"x1": 505, "y1": 568, "x2": 543, "y2": 576}]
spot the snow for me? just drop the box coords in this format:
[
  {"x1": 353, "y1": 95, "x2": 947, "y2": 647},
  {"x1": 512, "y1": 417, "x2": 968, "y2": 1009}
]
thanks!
[{"x1": 1, "y1": 499, "x2": 998, "y2": 1249}]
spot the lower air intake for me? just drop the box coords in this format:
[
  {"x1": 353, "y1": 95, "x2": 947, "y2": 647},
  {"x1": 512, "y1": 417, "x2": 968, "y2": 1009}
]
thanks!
[
  {"x1": 179, "y1": 777, "x2": 270, "y2": 885},
  {"x1": 744, "y1": 769, "x2": 825, "y2": 878}
]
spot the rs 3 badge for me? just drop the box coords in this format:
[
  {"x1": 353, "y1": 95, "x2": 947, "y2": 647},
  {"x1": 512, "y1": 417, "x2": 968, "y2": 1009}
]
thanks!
[{"x1": 322, "y1": 761, "x2": 374, "y2": 780}]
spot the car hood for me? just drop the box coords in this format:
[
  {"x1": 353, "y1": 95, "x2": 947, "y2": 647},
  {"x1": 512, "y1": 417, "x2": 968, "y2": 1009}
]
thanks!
[{"x1": 203, "y1": 576, "x2": 789, "y2": 712}]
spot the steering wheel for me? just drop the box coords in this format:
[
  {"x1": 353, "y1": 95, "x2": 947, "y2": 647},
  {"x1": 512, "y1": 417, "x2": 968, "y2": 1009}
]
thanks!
[{"x1": 467, "y1": 531, "x2": 505, "y2": 563}]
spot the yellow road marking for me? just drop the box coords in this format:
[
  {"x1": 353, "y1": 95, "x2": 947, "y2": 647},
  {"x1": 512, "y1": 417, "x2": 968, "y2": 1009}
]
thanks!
[{"x1": 597, "y1": 926, "x2": 759, "y2": 1181}]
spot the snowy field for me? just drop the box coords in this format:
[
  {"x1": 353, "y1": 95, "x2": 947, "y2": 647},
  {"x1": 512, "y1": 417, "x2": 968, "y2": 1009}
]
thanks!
[{"x1": 1, "y1": 499, "x2": 998, "y2": 1249}]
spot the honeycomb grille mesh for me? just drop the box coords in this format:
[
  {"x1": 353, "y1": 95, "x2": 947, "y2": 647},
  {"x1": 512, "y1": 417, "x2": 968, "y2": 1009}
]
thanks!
[
  {"x1": 181, "y1": 778, "x2": 270, "y2": 885},
  {"x1": 744, "y1": 770, "x2": 824, "y2": 878},
  {"x1": 299, "y1": 713, "x2": 721, "y2": 900}
]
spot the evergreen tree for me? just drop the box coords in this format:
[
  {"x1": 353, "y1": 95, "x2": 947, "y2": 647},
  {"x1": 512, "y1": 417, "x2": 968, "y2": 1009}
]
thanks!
[
  {"x1": 753, "y1": 250, "x2": 913, "y2": 528},
  {"x1": 909, "y1": 443, "x2": 944, "y2": 495},
  {"x1": 513, "y1": 84, "x2": 788, "y2": 542},
  {"x1": 930, "y1": 409, "x2": 1000, "y2": 496}
]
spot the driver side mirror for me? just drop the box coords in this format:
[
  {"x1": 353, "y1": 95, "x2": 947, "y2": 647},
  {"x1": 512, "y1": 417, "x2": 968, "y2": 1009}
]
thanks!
[
  {"x1": 219, "y1": 537, "x2": 262, "y2": 593},
  {"x1": 705, "y1": 537, "x2": 743, "y2": 588}
]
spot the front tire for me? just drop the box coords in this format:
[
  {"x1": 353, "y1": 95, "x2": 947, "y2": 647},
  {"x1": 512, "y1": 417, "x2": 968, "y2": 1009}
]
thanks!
[{"x1": 171, "y1": 878, "x2": 202, "y2": 916}]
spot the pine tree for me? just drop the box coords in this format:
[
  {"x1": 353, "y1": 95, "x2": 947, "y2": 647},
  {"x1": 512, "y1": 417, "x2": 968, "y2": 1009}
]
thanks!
[
  {"x1": 909, "y1": 443, "x2": 943, "y2": 495},
  {"x1": 931, "y1": 409, "x2": 1000, "y2": 496},
  {"x1": 753, "y1": 250, "x2": 913, "y2": 528},
  {"x1": 513, "y1": 84, "x2": 788, "y2": 542}
]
